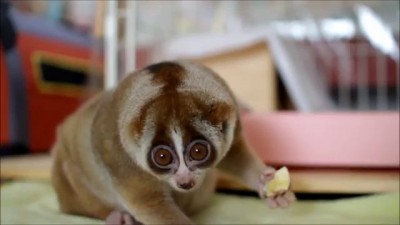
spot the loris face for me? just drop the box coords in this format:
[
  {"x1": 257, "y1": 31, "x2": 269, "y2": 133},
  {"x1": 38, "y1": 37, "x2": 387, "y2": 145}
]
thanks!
[{"x1": 117, "y1": 61, "x2": 238, "y2": 192}]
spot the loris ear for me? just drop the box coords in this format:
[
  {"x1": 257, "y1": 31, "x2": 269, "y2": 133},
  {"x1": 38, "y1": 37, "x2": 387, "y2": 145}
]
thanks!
[
  {"x1": 207, "y1": 102, "x2": 234, "y2": 132},
  {"x1": 237, "y1": 100, "x2": 252, "y2": 114}
]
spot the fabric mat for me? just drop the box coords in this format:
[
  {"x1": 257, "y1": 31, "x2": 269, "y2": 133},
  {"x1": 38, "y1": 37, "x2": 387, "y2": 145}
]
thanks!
[{"x1": 1, "y1": 180, "x2": 399, "y2": 224}]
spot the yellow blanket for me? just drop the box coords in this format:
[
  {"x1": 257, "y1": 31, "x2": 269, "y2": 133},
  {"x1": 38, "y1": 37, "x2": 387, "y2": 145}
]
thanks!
[{"x1": 1, "y1": 180, "x2": 399, "y2": 224}]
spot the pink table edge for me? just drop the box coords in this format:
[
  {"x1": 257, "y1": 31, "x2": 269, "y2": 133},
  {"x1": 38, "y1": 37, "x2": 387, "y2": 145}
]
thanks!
[{"x1": 241, "y1": 112, "x2": 400, "y2": 168}]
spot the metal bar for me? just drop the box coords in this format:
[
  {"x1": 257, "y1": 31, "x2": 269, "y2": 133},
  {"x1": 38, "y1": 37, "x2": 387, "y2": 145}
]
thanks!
[
  {"x1": 357, "y1": 42, "x2": 369, "y2": 110},
  {"x1": 125, "y1": 0, "x2": 137, "y2": 75},
  {"x1": 376, "y1": 51, "x2": 387, "y2": 110},
  {"x1": 104, "y1": 0, "x2": 118, "y2": 89},
  {"x1": 396, "y1": 59, "x2": 400, "y2": 109},
  {"x1": 338, "y1": 43, "x2": 351, "y2": 110}
]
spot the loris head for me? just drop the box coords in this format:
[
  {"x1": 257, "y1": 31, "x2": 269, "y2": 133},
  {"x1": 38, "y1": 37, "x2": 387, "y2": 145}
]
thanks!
[{"x1": 116, "y1": 61, "x2": 238, "y2": 192}]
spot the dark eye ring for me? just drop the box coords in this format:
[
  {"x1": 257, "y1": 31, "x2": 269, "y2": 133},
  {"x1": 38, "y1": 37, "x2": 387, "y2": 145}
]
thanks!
[
  {"x1": 187, "y1": 140, "x2": 211, "y2": 162},
  {"x1": 151, "y1": 145, "x2": 175, "y2": 168}
]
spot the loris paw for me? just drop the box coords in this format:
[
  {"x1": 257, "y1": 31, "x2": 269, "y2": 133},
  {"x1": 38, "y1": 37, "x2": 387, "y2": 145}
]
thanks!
[
  {"x1": 105, "y1": 211, "x2": 144, "y2": 225},
  {"x1": 258, "y1": 167, "x2": 296, "y2": 209},
  {"x1": 264, "y1": 189, "x2": 296, "y2": 209}
]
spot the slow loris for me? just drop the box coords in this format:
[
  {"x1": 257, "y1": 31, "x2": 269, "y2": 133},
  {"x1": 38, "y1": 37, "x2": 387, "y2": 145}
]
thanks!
[{"x1": 51, "y1": 61, "x2": 295, "y2": 225}]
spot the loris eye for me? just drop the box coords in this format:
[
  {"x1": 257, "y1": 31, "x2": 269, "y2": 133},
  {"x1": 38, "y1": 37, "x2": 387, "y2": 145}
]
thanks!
[
  {"x1": 152, "y1": 146, "x2": 174, "y2": 167},
  {"x1": 188, "y1": 140, "x2": 210, "y2": 161}
]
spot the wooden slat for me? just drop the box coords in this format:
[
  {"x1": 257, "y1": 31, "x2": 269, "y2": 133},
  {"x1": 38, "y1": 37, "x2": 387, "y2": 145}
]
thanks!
[
  {"x1": 1, "y1": 154, "x2": 398, "y2": 193},
  {"x1": 0, "y1": 154, "x2": 52, "y2": 180},
  {"x1": 217, "y1": 168, "x2": 400, "y2": 194}
]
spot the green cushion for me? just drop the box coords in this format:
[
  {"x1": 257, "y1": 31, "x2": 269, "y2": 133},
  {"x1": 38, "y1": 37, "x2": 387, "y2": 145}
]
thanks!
[{"x1": 1, "y1": 181, "x2": 399, "y2": 224}]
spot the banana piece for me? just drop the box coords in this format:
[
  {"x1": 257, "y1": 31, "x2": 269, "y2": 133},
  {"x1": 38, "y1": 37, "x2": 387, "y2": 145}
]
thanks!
[{"x1": 265, "y1": 167, "x2": 290, "y2": 197}]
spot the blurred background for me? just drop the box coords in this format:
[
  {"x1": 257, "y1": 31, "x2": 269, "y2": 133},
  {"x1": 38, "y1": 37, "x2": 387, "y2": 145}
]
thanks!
[
  {"x1": 0, "y1": 0, "x2": 399, "y2": 171},
  {"x1": 0, "y1": 2, "x2": 399, "y2": 224}
]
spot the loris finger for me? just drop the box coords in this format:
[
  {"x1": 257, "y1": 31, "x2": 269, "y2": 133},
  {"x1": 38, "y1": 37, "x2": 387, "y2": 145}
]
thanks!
[
  {"x1": 283, "y1": 191, "x2": 296, "y2": 202},
  {"x1": 266, "y1": 198, "x2": 278, "y2": 209},
  {"x1": 275, "y1": 196, "x2": 290, "y2": 208}
]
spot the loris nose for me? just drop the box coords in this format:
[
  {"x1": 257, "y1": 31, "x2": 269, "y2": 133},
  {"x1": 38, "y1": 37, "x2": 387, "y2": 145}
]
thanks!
[{"x1": 177, "y1": 180, "x2": 195, "y2": 190}]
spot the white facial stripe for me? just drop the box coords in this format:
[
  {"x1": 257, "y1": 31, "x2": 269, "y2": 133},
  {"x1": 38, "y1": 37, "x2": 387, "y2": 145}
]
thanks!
[
  {"x1": 169, "y1": 125, "x2": 205, "y2": 192},
  {"x1": 170, "y1": 126, "x2": 185, "y2": 172}
]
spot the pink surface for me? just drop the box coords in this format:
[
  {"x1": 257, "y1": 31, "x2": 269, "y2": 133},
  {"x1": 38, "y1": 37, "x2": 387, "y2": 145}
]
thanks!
[{"x1": 241, "y1": 112, "x2": 400, "y2": 168}]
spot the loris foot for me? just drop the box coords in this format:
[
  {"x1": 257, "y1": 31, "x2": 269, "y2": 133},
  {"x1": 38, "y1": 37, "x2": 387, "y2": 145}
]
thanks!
[
  {"x1": 258, "y1": 167, "x2": 296, "y2": 209},
  {"x1": 105, "y1": 211, "x2": 144, "y2": 225}
]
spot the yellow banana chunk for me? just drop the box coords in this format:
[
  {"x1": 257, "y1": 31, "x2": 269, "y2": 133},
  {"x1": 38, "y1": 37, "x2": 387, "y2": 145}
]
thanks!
[{"x1": 265, "y1": 167, "x2": 290, "y2": 197}]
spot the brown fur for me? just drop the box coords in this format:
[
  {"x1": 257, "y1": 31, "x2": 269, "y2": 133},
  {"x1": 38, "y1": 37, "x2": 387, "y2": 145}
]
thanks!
[{"x1": 51, "y1": 61, "x2": 269, "y2": 224}]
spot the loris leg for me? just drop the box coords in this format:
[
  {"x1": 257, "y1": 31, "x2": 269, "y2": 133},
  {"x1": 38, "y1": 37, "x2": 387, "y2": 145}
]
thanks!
[
  {"x1": 105, "y1": 196, "x2": 192, "y2": 225},
  {"x1": 52, "y1": 158, "x2": 113, "y2": 219},
  {"x1": 114, "y1": 185, "x2": 193, "y2": 225},
  {"x1": 217, "y1": 135, "x2": 295, "y2": 208},
  {"x1": 127, "y1": 199, "x2": 193, "y2": 225}
]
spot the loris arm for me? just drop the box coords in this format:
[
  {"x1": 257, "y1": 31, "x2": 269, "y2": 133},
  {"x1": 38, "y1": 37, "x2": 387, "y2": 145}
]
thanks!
[
  {"x1": 217, "y1": 135, "x2": 267, "y2": 192},
  {"x1": 217, "y1": 133, "x2": 295, "y2": 208}
]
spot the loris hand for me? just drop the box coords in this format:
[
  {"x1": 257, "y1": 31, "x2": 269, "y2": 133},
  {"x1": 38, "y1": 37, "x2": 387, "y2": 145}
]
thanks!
[
  {"x1": 258, "y1": 167, "x2": 296, "y2": 209},
  {"x1": 105, "y1": 211, "x2": 144, "y2": 225}
]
